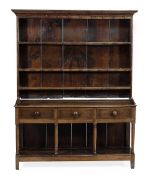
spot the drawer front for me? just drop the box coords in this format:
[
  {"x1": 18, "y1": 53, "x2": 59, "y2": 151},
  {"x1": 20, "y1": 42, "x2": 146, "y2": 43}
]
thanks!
[
  {"x1": 58, "y1": 108, "x2": 94, "y2": 121},
  {"x1": 96, "y1": 107, "x2": 134, "y2": 120},
  {"x1": 19, "y1": 108, "x2": 54, "y2": 119}
]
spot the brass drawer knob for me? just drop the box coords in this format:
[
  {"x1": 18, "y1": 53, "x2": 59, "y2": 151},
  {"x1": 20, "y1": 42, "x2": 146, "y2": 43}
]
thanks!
[
  {"x1": 33, "y1": 111, "x2": 40, "y2": 118},
  {"x1": 73, "y1": 111, "x2": 79, "y2": 118},
  {"x1": 112, "y1": 110, "x2": 118, "y2": 117}
]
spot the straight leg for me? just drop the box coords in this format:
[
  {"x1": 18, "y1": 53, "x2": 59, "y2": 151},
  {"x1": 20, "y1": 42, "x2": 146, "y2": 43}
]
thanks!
[
  {"x1": 16, "y1": 124, "x2": 19, "y2": 170},
  {"x1": 131, "y1": 153, "x2": 135, "y2": 169},
  {"x1": 16, "y1": 156, "x2": 19, "y2": 170},
  {"x1": 131, "y1": 122, "x2": 135, "y2": 169}
]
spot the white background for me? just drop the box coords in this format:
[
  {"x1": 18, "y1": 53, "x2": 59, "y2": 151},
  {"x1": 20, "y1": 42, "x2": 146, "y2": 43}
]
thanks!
[{"x1": 0, "y1": 0, "x2": 155, "y2": 174}]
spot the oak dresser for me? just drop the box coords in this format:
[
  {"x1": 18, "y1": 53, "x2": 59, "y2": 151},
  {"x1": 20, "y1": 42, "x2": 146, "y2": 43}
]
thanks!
[{"x1": 12, "y1": 10, "x2": 137, "y2": 169}]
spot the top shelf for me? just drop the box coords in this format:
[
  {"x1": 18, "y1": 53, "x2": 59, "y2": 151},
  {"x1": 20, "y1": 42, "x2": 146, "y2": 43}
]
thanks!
[{"x1": 18, "y1": 18, "x2": 131, "y2": 43}]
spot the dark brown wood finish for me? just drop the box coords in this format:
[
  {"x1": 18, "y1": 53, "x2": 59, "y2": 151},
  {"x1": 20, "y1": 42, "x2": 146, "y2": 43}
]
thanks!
[
  {"x1": 13, "y1": 10, "x2": 137, "y2": 169},
  {"x1": 42, "y1": 46, "x2": 62, "y2": 68}
]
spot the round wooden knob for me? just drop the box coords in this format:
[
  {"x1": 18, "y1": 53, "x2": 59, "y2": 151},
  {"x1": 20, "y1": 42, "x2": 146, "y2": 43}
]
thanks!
[
  {"x1": 33, "y1": 111, "x2": 40, "y2": 117},
  {"x1": 112, "y1": 110, "x2": 118, "y2": 117},
  {"x1": 73, "y1": 111, "x2": 79, "y2": 118}
]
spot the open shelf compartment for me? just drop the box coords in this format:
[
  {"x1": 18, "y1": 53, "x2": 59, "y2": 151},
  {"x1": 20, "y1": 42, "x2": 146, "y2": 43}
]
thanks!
[
  {"x1": 19, "y1": 124, "x2": 55, "y2": 155},
  {"x1": 19, "y1": 123, "x2": 131, "y2": 156}
]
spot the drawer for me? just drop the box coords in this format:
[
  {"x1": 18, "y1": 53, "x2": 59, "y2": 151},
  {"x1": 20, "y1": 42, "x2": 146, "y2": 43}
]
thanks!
[
  {"x1": 96, "y1": 107, "x2": 134, "y2": 120},
  {"x1": 19, "y1": 108, "x2": 54, "y2": 119},
  {"x1": 57, "y1": 108, "x2": 95, "y2": 121}
]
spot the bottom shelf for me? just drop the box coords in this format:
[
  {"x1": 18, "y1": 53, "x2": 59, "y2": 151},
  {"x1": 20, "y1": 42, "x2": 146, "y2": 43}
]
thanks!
[
  {"x1": 19, "y1": 147, "x2": 131, "y2": 156},
  {"x1": 96, "y1": 147, "x2": 131, "y2": 154},
  {"x1": 17, "y1": 152, "x2": 133, "y2": 164},
  {"x1": 19, "y1": 149, "x2": 55, "y2": 155}
]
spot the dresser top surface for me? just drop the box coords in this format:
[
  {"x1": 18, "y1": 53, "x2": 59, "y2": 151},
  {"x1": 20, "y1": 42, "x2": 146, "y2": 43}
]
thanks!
[{"x1": 15, "y1": 99, "x2": 136, "y2": 108}]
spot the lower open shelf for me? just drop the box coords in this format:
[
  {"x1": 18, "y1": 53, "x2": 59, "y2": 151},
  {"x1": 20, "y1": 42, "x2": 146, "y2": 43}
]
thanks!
[
  {"x1": 19, "y1": 123, "x2": 131, "y2": 156},
  {"x1": 17, "y1": 122, "x2": 134, "y2": 169}
]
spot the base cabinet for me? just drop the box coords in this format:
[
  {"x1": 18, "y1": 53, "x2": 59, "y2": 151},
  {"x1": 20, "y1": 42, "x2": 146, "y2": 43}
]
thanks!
[{"x1": 15, "y1": 99, "x2": 136, "y2": 169}]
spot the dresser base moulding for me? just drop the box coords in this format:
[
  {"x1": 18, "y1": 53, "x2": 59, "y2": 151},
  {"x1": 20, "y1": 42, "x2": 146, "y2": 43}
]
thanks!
[{"x1": 16, "y1": 153, "x2": 135, "y2": 170}]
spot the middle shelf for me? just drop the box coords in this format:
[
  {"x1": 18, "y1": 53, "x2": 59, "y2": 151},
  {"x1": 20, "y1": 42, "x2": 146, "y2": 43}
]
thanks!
[
  {"x1": 19, "y1": 68, "x2": 131, "y2": 72},
  {"x1": 19, "y1": 72, "x2": 131, "y2": 87},
  {"x1": 19, "y1": 87, "x2": 131, "y2": 90},
  {"x1": 18, "y1": 45, "x2": 131, "y2": 70},
  {"x1": 19, "y1": 86, "x2": 131, "y2": 90},
  {"x1": 18, "y1": 41, "x2": 131, "y2": 45}
]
